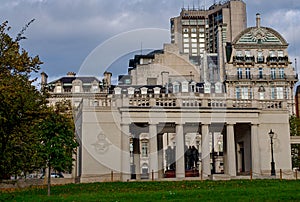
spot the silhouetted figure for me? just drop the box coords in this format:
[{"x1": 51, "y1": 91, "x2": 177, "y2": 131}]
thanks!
[
  {"x1": 191, "y1": 146, "x2": 199, "y2": 168},
  {"x1": 165, "y1": 146, "x2": 173, "y2": 170},
  {"x1": 185, "y1": 146, "x2": 193, "y2": 170}
]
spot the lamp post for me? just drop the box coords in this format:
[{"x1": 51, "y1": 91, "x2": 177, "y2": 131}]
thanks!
[{"x1": 269, "y1": 129, "x2": 276, "y2": 176}]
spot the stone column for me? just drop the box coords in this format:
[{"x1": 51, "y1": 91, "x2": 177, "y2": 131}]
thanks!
[
  {"x1": 226, "y1": 124, "x2": 236, "y2": 176},
  {"x1": 251, "y1": 124, "x2": 260, "y2": 176},
  {"x1": 133, "y1": 137, "x2": 141, "y2": 180},
  {"x1": 121, "y1": 124, "x2": 131, "y2": 181},
  {"x1": 157, "y1": 134, "x2": 164, "y2": 178},
  {"x1": 176, "y1": 124, "x2": 185, "y2": 178},
  {"x1": 201, "y1": 124, "x2": 211, "y2": 177},
  {"x1": 149, "y1": 124, "x2": 158, "y2": 179}
]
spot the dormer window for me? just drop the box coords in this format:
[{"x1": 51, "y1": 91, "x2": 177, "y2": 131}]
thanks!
[
  {"x1": 92, "y1": 85, "x2": 98, "y2": 92},
  {"x1": 172, "y1": 82, "x2": 180, "y2": 93},
  {"x1": 245, "y1": 50, "x2": 251, "y2": 57},
  {"x1": 56, "y1": 85, "x2": 62, "y2": 93},
  {"x1": 236, "y1": 50, "x2": 242, "y2": 57},
  {"x1": 204, "y1": 82, "x2": 211, "y2": 94},
  {"x1": 73, "y1": 86, "x2": 80, "y2": 93},
  {"x1": 215, "y1": 82, "x2": 223, "y2": 94},
  {"x1": 181, "y1": 81, "x2": 189, "y2": 93},
  {"x1": 269, "y1": 50, "x2": 276, "y2": 57},
  {"x1": 278, "y1": 50, "x2": 284, "y2": 57}
]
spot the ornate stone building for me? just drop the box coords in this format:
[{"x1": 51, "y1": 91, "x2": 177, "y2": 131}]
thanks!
[{"x1": 45, "y1": 1, "x2": 297, "y2": 182}]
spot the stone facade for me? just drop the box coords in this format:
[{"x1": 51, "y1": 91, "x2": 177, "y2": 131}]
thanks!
[{"x1": 45, "y1": 1, "x2": 297, "y2": 182}]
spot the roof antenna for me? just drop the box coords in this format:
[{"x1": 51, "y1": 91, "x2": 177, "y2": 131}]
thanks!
[{"x1": 140, "y1": 42, "x2": 143, "y2": 55}]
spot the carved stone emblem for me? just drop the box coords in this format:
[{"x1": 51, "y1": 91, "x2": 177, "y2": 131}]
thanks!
[{"x1": 92, "y1": 133, "x2": 111, "y2": 154}]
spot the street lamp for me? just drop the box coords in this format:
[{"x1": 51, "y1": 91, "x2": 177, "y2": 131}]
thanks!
[{"x1": 269, "y1": 129, "x2": 276, "y2": 176}]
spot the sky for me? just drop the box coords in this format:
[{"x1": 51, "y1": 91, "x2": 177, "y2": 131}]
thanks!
[{"x1": 0, "y1": 0, "x2": 299, "y2": 85}]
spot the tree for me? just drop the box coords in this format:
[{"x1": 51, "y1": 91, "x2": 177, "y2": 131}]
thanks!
[
  {"x1": 0, "y1": 21, "x2": 78, "y2": 191},
  {"x1": 290, "y1": 115, "x2": 300, "y2": 169},
  {"x1": 0, "y1": 21, "x2": 46, "y2": 179},
  {"x1": 37, "y1": 100, "x2": 78, "y2": 196}
]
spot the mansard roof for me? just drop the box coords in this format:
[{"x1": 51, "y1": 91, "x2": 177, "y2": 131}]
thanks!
[
  {"x1": 48, "y1": 76, "x2": 100, "y2": 86},
  {"x1": 233, "y1": 26, "x2": 288, "y2": 47}
]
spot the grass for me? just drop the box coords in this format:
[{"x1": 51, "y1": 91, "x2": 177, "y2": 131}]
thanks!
[{"x1": 1, "y1": 180, "x2": 300, "y2": 201}]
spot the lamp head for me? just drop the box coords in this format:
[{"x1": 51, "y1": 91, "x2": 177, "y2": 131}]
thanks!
[{"x1": 269, "y1": 129, "x2": 274, "y2": 138}]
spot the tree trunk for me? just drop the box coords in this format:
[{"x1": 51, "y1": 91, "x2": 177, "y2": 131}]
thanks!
[{"x1": 47, "y1": 166, "x2": 51, "y2": 196}]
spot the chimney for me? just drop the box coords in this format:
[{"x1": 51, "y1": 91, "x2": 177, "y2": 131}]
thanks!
[
  {"x1": 256, "y1": 13, "x2": 261, "y2": 28},
  {"x1": 103, "y1": 71, "x2": 112, "y2": 88},
  {"x1": 67, "y1": 72, "x2": 76, "y2": 77},
  {"x1": 41, "y1": 72, "x2": 48, "y2": 91}
]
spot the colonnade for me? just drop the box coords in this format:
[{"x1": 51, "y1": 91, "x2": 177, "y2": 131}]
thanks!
[{"x1": 121, "y1": 122, "x2": 259, "y2": 180}]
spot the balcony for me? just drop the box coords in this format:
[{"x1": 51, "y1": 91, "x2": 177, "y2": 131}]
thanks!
[
  {"x1": 266, "y1": 56, "x2": 289, "y2": 65},
  {"x1": 233, "y1": 56, "x2": 255, "y2": 65},
  {"x1": 226, "y1": 75, "x2": 252, "y2": 81},
  {"x1": 226, "y1": 74, "x2": 297, "y2": 82},
  {"x1": 81, "y1": 94, "x2": 287, "y2": 111}
]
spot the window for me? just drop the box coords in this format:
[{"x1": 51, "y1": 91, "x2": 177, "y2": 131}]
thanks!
[
  {"x1": 236, "y1": 87, "x2": 241, "y2": 99},
  {"x1": 184, "y1": 49, "x2": 189, "y2": 53},
  {"x1": 92, "y1": 85, "x2": 98, "y2": 92},
  {"x1": 183, "y1": 38, "x2": 189, "y2": 43},
  {"x1": 199, "y1": 28, "x2": 205, "y2": 32},
  {"x1": 237, "y1": 68, "x2": 242, "y2": 79},
  {"x1": 74, "y1": 86, "x2": 80, "y2": 93},
  {"x1": 184, "y1": 43, "x2": 190, "y2": 48},
  {"x1": 173, "y1": 82, "x2": 180, "y2": 93},
  {"x1": 245, "y1": 68, "x2": 251, "y2": 79},
  {"x1": 259, "y1": 92, "x2": 265, "y2": 100},
  {"x1": 56, "y1": 86, "x2": 62, "y2": 93},
  {"x1": 192, "y1": 49, "x2": 197, "y2": 53},
  {"x1": 199, "y1": 38, "x2": 205, "y2": 43},
  {"x1": 191, "y1": 28, "x2": 197, "y2": 33},
  {"x1": 276, "y1": 87, "x2": 284, "y2": 99},
  {"x1": 191, "y1": 33, "x2": 197, "y2": 38},
  {"x1": 269, "y1": 50, "x2": 276, "y2": 57},
  {"x1": 236, "y1": 51, "x2": 242, "y2": 56},
  {"x1": 215, "y1": 82, "x2": 222, "y2": 93},
  {"x1": 259, "y1": 68, "x2": 263, "y2": 79},
  {"x1": 183, "y1": 34, "x2": 189, "y2": 38},
  {"x1": 245, "y1": 50, "x2": 251, "y2": 57},
  {"x1": 271, "y1": 87, "x2": 275, "y2": 99},
  {"x1": 271, "y1": 68, "x2": 276, "y2": 79},
  {"x1": 241, "y1": 87, "x2": 249, "y2": 99},
  {"x1": 278, "y1": 50, "x2": 284, "y2": 57},
  {"x1": 199, "y1": 33, "x2": 205, "y2": 38},
  {"x1": 192, "y1": 43, "x2": 197, "y2": 48},
  {"x1": 204, "y1": 83, "x2": 211, "y2": 93},
  {"x1": 183, "y1": 28, "x2": 189, "y2": 33},
  {"x1": 191, "y1": 38, "x2": 197, "y2": 43},
  {"x1": 257, "y1": 51, "x2": 264, "y2": 63},
  {"x1": 141, "y1": 141, "x2": 148, "y2": 157},
  {"x1": 199, "y1": 43, "x2": 205, "y2": 48},
  {"x1": 279, "y1": 68, "x2": 284, "y2": 79}
]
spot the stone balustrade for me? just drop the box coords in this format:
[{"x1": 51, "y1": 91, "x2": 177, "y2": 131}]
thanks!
[{"x1": 80, "y1": 91, "x2": 285, "y2": 110}]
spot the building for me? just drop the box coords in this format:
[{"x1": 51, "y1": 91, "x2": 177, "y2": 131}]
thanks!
[
  {"x1": 170, "y1": 0, "x2": 246, "y2": 55},
  {"x1": 45, "y1": 1, "x2": 297, "y2": 182},
  {"x1": 43, "y1": 71, "x2": 113, "y2": 108}
]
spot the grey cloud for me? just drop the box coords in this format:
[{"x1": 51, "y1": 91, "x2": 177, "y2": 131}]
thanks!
[{"x1": 0, "y1": 0, "x2": 299, "y2": 78}]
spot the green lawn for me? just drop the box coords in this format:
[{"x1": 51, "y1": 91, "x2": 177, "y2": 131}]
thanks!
[{"x1": 1, "y1": 180, "x2": 300, "y2": 201}]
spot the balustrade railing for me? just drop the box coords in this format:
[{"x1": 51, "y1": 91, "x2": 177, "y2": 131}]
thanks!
[{"x1": 81, "y1": 94, "x2": 286, "y2": 110}]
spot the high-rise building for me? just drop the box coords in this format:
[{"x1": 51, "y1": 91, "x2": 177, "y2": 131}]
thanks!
[{"x1": 170, "y1": 0, "x2": 246, "y2": 55}]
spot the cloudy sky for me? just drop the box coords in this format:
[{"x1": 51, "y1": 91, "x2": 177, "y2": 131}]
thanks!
[{"x1": 0, "y1": 0, "x2": 299, "y2": 84}]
